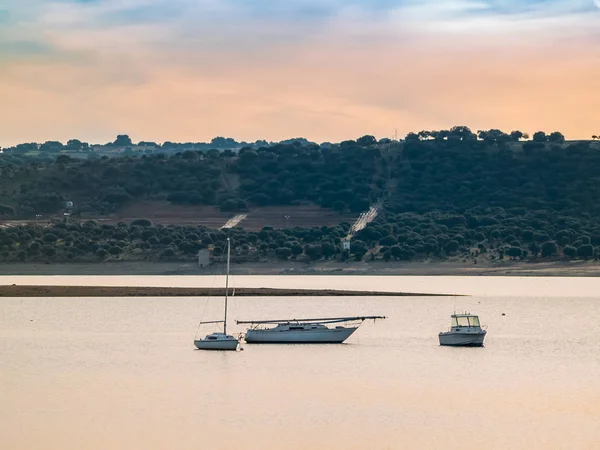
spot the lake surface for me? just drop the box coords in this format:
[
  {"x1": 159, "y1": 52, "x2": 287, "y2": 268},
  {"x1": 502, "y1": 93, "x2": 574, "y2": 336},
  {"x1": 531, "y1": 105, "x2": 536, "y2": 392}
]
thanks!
[{"x1": 2, "y1": 276, "x2": 600, "y2": 449}]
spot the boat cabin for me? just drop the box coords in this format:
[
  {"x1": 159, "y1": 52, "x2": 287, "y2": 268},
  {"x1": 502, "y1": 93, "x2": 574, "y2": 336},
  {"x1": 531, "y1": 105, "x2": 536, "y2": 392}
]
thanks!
[
  {"x1": 450, "y1": 314, "x2": 482, "y2": 330},
  {"x1": 439, "y1": 313, "x2": 487, "y2": 346},
  {"x1": 271, "y1": 323, "x2": 331, "y2": 332}
]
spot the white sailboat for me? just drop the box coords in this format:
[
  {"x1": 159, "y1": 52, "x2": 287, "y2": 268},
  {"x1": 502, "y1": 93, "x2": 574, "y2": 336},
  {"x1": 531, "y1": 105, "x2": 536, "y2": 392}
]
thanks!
[
  {"x1": 194, "y1": 238, "x2": 240, "y2": 351},
  {"x1": 238, "y1": 316, "x2": 386, "y2": 344}
]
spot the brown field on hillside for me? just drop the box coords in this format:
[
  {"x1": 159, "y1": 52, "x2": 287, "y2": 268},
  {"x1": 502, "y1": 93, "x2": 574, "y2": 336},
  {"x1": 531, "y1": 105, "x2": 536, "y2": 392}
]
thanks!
[{"x1": 91, "y1": 201, "x2": 356, "y2": 230}]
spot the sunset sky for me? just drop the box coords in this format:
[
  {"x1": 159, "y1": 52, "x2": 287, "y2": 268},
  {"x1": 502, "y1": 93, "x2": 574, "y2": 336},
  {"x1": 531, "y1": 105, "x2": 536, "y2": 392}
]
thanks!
[{"x1": 1, "y1": 0, "x2": 599, "y2": 146}]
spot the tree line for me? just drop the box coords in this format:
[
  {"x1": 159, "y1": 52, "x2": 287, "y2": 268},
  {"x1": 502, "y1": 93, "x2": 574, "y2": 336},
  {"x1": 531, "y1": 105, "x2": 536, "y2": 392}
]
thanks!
[{"x1": 1, "y1": 126, "x2": 600, "y2": 264}]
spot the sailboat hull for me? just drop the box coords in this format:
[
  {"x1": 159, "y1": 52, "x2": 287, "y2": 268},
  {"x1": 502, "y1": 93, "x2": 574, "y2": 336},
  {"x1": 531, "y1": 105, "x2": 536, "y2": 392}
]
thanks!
[
  {"x1": 245, "y1": 326, "x2": 358, "y2": 344},
  {"x1": 194, "y1": 339, "x2": 239, "y2": 351}
]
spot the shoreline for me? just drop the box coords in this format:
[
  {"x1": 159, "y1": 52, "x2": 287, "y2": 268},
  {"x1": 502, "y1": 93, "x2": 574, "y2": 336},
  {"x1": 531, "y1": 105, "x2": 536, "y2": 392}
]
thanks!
[
  {"x1": 0, "y1": 285, "x2": 453, "y2": 297},
  {"x1": 1, "y1": 259, "x2": 600, "y2": 277}
]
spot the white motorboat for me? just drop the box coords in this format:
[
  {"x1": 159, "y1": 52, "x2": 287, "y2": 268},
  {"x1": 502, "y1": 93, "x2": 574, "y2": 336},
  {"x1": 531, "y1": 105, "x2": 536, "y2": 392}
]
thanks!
[
  {"x1": 238, "y1": 316, "x2": 386, "y2": 344},
  {"x1": 194, "y1": 237, "x2": 240, "y2": 351},
  {"x1": 439, "y1": 313, "x2": 487, "y2": 347}
]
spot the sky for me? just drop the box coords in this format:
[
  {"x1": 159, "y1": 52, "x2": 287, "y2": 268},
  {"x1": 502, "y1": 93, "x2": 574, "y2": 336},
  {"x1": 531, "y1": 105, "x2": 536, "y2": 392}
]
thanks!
[{"x1": 0, "y1": 0, "x2": 599, "y2": 146}]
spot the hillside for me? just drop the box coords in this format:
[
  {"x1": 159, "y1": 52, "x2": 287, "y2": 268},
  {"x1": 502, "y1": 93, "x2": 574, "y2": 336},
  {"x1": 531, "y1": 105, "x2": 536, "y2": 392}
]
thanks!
[{"x1": 2, "y1": 127, "x2": 600, "y2": 265}]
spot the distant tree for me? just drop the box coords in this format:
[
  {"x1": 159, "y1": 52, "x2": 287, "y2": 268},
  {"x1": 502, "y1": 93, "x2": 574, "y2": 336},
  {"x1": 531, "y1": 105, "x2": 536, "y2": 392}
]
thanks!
[
  {"x1": 275, "y1": 247, "x2": 292, "y2": 260},
  {"x1": 556, "y1": 234, "x2": 571, "y2": 247},
  {"x1": 211, "y1": 137, "x2": 237, "y2": 148},
  {"x1": 405, "y1": 132, "x2": 420, "y2": 142},
  {"x1": 43, "y1": 233, "x2": 58, "y2": 243},
  {"x1": 435, "y1": 130, "x2": 450, "y2": 141},
  {"x1": 350, "y1": 240, "x2": 368, "y2": 257},
  {"x1": 444, "y1": 240, "x2": 460, "y2": 254},
  {"x1": 113, "y1": 135, "x2": 132, "y2": 146},
  {"x1": 28, "y1": 242, "x2": 41, "y2": 253},
  {"x1": 66, "y1": 139, "x2": 83, "y2": 151},
  {"x1": 578, "y1": 235, "x2": 591, "y2": 245},
  {"x1": 40, "y1": 141, "x2": 64, "y2": 153},
  {"x1": 160, "y1": 247, "x2": 176, "y2": 259},
  {"x1": 42, "y1": 246, "x2": 56, "y2": 258},
  {"x1": 321, "y1": 241, "x2": 336, "y2": 258},
  {"x1": 304, "y1": 244, "x2": 322, "y2": 260},
  {"x1": 473, "y1": 232, "x2": 486, "y2": 242},
  {"x1": 55, "y1": 154, "x2": 72, "y2": 165},
  {"x1": 0, "y1": 204, "x2": 14, "y2": 217},
  {"x1": 506, "y1": 246, "x2": 522, "y2": 259},
  {"x1": 95, "y1": 248, "x2": 108, "y2": 259},
  {"x1": 509, "y1": 130, "x2": 529, "y2": 141},
  {"x1": 528, "y1": 242, "x2": 540, "y2": 257},
  {"x1": 417, "y1": 130, "x2": 432, "y2": 140},
  {"x1": 291, "y1": 243, "x2": 303, "y2": 258},
  {"x1": 448, "y1": 126, "x2": 476, "y2": 141},
  {"x1": 478, "y1": 129, "x2": 509, "y2": 144},
  {"x1": 379, "y1": 235, "x2": 397, "y2": 246},
  {"x1": 383, "y1": 249, "x2": 392, "y2": 261},
  {"x1": 389, "y1": 245, "x2": 402, "y2": 259},
  {"x1": 541, "y1": 241, "x2": 558, "y2": 257},
  {"x1": 356, "y1": 135, "x2": 377, "y2": 146},
  {"x1": 577, "y1": 244, "x2": 594, "y2": 260},
  {"x1": 563, "y1": 246, "x2": 577, "y2": 258},
  {"x1": 548, "y1": 132, "x2": 565, "y2": 144},
  {"x1": 532, "y1": 131, "x2": 547, "y2": 143}
]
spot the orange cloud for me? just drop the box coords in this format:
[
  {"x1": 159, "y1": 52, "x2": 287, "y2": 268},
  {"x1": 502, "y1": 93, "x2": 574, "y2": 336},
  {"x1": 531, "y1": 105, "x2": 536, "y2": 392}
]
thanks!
[{"x1": 1, "y1": 18, "x2": 599, "y2": 145}]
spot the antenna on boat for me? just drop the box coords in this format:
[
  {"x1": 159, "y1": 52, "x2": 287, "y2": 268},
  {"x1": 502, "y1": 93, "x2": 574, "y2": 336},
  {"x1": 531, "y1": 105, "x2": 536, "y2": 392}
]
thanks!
[{"x1": 453, "y1": 288, "x2": 457, "y2": 315}]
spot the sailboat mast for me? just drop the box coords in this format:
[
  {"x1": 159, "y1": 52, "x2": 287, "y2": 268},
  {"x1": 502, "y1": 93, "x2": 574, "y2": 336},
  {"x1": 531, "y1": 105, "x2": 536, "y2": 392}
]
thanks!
[{"x1": 224, "y1": 237, "x2": 230, "y2": 334}]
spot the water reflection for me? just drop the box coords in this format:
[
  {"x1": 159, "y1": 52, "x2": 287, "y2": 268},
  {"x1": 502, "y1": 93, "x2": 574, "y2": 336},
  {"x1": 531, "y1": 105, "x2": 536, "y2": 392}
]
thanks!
[{"x1": 1, "y1": 278, "x2": 600, "y2": 449}]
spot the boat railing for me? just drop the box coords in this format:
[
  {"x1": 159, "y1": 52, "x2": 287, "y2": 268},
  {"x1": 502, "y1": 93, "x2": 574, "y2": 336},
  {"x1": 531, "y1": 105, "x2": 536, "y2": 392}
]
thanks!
[{"x1": 446, "y1": 324, "x2": 487, "y2": 332}]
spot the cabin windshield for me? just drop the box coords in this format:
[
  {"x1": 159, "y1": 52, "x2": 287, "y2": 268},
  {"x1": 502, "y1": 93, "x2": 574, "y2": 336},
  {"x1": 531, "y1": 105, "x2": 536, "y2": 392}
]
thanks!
[{"x1": 452, "y1": 316, "x2": 480, "y2": 327}]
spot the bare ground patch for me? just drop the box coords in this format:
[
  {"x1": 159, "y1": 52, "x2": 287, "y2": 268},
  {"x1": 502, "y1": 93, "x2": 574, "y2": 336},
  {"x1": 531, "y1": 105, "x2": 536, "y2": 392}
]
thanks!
[{"x1": 91, "y1": 202, "x2": 356, "y2": 230}]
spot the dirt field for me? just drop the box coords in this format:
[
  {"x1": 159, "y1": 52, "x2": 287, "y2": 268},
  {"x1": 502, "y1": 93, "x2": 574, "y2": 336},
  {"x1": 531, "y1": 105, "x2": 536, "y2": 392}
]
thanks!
[{"x1": 93, "y1": 202, "x2": 356, "y2": 230}]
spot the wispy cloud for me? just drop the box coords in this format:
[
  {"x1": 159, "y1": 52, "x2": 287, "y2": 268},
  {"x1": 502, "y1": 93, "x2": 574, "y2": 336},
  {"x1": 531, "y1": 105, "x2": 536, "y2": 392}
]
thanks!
[
  {"x1": 0, "y1": 0, "x2": 599, "y2": 145},
  {"x1": 3, "y1": 0, "x2": 599, "y2": 59}
]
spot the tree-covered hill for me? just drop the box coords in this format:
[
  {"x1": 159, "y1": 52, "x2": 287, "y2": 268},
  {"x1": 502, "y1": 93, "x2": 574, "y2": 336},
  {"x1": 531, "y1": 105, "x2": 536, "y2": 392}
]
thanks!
[
  {"x1": 0, "y1": 142, "x2": 384, "y2": 218},
  {"x1": 2, "y1": 127, "x2": 600, "y2": 264},
  {"x1": 391, "y1": 137, "x2": 600, "y2": 217},
  {"x1": 0, "y1": 152, "x2": 225, "y2": 217}
]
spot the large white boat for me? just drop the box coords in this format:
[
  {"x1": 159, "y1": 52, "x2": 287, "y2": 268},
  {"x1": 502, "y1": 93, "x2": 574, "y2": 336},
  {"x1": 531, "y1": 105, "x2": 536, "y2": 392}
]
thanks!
[
  {"x1": 238, "y1": 316, "x2": 386, "y2": 344},
  {"x1": 439, "y1": 313, "x2": 487, "y2": 347},
  {"x1": 194, "y1": 238, "x2": 240, "y2": 351}
]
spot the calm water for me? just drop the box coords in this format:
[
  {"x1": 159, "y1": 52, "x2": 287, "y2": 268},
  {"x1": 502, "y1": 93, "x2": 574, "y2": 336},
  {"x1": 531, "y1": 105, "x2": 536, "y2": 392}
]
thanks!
[{"x1": 2, "y1": 276, "x2": 600, "y2": 449}]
